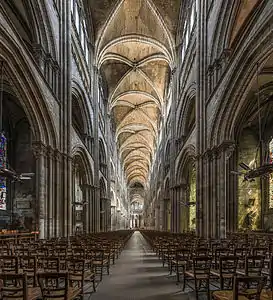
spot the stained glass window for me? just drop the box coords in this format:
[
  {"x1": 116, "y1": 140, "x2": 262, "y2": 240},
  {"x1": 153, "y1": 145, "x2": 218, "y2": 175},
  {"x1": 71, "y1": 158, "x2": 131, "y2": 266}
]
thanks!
[
  {"x1": 0, "y1": 133, "x2": 7, "y2": 210},
  {"x1": 269, "y1": 138, "x2": 273, "y2": 208}
]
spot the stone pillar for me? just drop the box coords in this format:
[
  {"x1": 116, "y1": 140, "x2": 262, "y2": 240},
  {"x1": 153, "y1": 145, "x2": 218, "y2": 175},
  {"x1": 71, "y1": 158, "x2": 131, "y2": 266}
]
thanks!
[
  {"x1": 59, "y1": 0, "x2": 72, "y2": 238},
  {"x1": 218, "y1": 142, "x2": 236, "y2": 238},
  {"x1": 32, "y1": 142, "x2": 47, "y2": 239},
  {"x1": 90, "y1": 185, "x2": 99, "y2": 232},
  {"x1": 171, "y1": 186, "x2": 181, "y2": 232},
  {"x1": 47, "y1": 147, "x2": 55, "y2": 238},
  {"x1": 111, "y1": 205, "x2": 116, "y2": 230},
  {"x1": 81, "y1": 184, "x2": 90, "y2": 234},
  {"x1": 196, "y1": 0, "x2": 208, "y2": 237},
  {"x1": 179, "y1": 185, "x2": 188, "y2": 232},
  {"x1": 54, "y1": 150, "x2": 61, "y2": 237},
  {"x1": 159, "y1": 199, "x2": 164, "y2": 231},
  {"x1": 105, "y1": 198, "x2": 111, "y2": 231},
  {"x1": 210, "y1": 149, "x2": 218, "y2": 238}
]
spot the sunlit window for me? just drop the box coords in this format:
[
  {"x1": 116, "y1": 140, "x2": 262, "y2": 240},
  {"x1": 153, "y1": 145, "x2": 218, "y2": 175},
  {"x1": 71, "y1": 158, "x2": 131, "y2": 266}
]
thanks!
[
  {"x1": 190, "y1": 2, "x2": 196, "y2": 30},
  {"x1": 70, "y1": 0, "x2": 74, "y2": 14},
  {"x1": 71, "y1": 0, "x2": 90, "y2": 65}
]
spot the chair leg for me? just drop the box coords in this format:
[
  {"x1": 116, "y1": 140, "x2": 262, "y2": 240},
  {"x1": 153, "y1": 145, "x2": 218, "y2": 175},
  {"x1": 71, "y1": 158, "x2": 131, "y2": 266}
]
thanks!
[
  {"x1": 100, "y1": 266, "x2": 103, "y2": 281},
  {"x1": 176, "y1": 264, "x2": 180, "y2": 283},
  {"x1": 93, "y1": 278, "x2": 96, "y2": 292},
  {"x1": 206, "y1": 279, "x2": 210, "y2": 300},
  {"x1": 194, "y1": 279, "x2": 199, "y2": 300},
  {"x1": 220, "y1": 276, "x2": 224, "y2": 290},
  {"x1": 182, "y1": 273, "x2": 186, "y2": 291}
]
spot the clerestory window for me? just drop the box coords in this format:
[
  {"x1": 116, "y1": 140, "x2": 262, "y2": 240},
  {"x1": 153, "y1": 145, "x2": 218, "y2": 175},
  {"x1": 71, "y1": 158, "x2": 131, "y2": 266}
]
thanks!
[{"x1": 71, "y1": 0, "x2": 90, "y2": 65}]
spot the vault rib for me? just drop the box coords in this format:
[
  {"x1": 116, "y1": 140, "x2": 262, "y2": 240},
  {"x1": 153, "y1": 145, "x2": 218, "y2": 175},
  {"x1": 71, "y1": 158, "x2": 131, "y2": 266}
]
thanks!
[
  {"x1": 111, "y1": 91, "x2": 162, "y2": 108},
  {"x1": 98, "y1": 35, "x2": 173, "y2": 66},
  {"x1": 116, "y1": 108, "x2": 158, "y2": 135}
]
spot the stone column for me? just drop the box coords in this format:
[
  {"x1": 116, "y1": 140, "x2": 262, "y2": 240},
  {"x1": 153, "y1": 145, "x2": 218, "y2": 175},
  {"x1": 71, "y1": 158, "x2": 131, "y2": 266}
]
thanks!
[
  {"x1": 90, "y1": 185, "x2": 99, "y2": 232},
  {"x1": 218, "y1": 142, "x2": 236, "y2": 238},
  {"x1": 111, "y1": 205, "x2": 116, "y2": 231},
  {"x1": 81, "y1": 184, "x2": 91, "y2": 234},
  {"x1": 196, "y1": 0, "x2": 208, "y2": 237},
  {"x1": 159, "y1": 198, "x2": 164, "y2": 231},
  {"x1": 32, "y1": 142, "x2": 47, "y2": 239},
  {"x1": 210, "y1": 149, "x2": 218, "y2": 238},
  {"x1": 47, "y1": 147, "x2": 55, "y2": 238},
  {"x1": 105, "y1": 198, "x2": 111, "y2": 231},
  {"x1": 59, "y1": 0, "x2": 72, "y2": 238},
  {"x1": 54, "y1": 150, "x2": 61, "y2": 237}
]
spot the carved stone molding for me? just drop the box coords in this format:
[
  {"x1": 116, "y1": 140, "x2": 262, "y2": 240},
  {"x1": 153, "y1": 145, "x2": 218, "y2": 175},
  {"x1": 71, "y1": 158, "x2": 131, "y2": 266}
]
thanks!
[
  {"x1": 32, "y1": 141, "x2": 47, "y2": 159},
  {"x1": 47, "y1": 146, "x2": 54, "y2": 159},
  {"x1": 54, "y1": 150, "x2": 62, "y2": 162}
]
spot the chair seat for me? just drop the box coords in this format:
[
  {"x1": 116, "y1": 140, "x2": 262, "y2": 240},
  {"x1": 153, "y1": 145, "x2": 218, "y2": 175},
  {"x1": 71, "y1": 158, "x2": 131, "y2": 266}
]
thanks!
[
  {"x1": 185, "y1": 271, "x2": 209, "y2": 280},
  {"x1": 236, "y1": 269, "x2": 246, "y2": 275},
  {"x1": 93, "y1": 259, "x2": 108, "y2": 265},
  {"x1": 262, "y1": 268, "x2": 270, "y2": 275},
  {"x1": 260, "y1": 290, "x2": 273, "y2": 300},
  {"x1": 70, "y1": 270, "x2": 95, "y2": 281},
  {"x1": 172, "y1": 260, "x2": 187, "y2": 266},
  {"x1": 212, "y1": 290, "x2": 248, "y2": 300},
  {"x1": 210, "y1": 270, "x2": 234, "y2": 279},
  {"x1": 28, "y1": 287, "x2": 41, "y2": 300}
]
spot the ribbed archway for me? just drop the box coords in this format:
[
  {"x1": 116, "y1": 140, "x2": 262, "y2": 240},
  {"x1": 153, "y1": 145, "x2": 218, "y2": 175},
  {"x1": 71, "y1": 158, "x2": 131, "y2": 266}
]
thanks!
[{"x1": 89, "y1": 0, "x2": 181, "y2": 191}]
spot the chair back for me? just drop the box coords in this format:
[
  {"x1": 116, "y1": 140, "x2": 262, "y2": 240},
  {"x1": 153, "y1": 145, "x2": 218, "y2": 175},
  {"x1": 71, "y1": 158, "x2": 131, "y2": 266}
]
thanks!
[
  {"x1": 0, "y1": 273, "x2": 28, "y2": 300},
  {"x1": 0, "y1": 256, "x2": 18, "y2": 273},
  {"x1": 233, "y1": 275, "x2": 267, "y2": 300},
  {"x1": 38, "y1": 272, "x2": 69, "y2": 299},
  {"x1": 193, "y1": 256, "x2": 211, "y2": 276},
  {"x1": 245, "y1": 255, "x2": 265, "y2": 276},
  {"x1": 219, "y1": 256, "x2": 238, "y2": 276},
  {"x1": 38, "y1": 257, "x2": 60, "y2": 273}
]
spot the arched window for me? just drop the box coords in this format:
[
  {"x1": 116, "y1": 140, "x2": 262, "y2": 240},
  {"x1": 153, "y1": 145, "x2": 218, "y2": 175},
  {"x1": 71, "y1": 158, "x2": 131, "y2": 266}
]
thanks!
[
  {"x1": 71, "y1": 0, "x2": 90, "y2": 64},
  {"x1": 180, "y1": 0, "x2": 196, "y2": 65}
]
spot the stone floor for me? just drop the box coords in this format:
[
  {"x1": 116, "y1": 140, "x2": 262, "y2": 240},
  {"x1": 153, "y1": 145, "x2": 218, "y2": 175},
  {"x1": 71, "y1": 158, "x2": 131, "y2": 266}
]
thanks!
[{"x1": 91, "y1": 231, "x2": 204, "y2": 300}]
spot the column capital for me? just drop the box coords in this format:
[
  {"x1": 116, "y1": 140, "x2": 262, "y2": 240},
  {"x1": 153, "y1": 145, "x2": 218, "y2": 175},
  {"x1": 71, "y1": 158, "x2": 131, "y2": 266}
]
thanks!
[
  {"x1": 54, "y1": 149, "x2": 62, "y2": 162},
  {"x1": 32, "y1": 141, "x2": 47, "y2": 159},
  {"x1": 47, "y1": 146, "x2": 55, "y2": 158}
]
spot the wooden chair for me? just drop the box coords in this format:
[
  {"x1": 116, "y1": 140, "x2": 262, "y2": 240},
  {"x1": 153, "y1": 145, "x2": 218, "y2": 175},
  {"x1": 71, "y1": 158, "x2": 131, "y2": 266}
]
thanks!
[
  {"x1": 38, "y1": 272, "x2": 80, "y2": 300},
  {"x1": 0, "y1": 255, "x2": 18, "y2": 273},
  {"x1": 212, "y1": 275, "x2": 267, "y2": 300},
  {"x1": 171, "y1": 248, "x2": 191, "y2": 283},
  {"x1": 0, "y1": 273, "x2": 40, "y2": 300},
  {"x1": 211, "y1": 256, "x2": 239, "y2": 289},
  {"x1": 67, "y1": 258, "x2": 96, "y2": 296},
  {"x1": 183, "y1": 256, "x2": 212, "y2": 299},
  {"x1": 214, "y1": 248, "x2": 231, "y2": 269},
  {"x1": 237, "y1": 255, "x2": 265, "y2": 277},
  {"x1": 92, "y1": 249, "x2": 110, "y2": 281},
  {"x1": 38, "y1": 257, "x2": 60, "y2": 273},
  {"x1": 18, "y1": 256, "x2": 38, "y2": 287}
]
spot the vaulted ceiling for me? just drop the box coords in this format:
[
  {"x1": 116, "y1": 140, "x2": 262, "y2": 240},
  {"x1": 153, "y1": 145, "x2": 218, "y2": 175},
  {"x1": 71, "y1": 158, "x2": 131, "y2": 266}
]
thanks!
[{"x1": 89, "y1": 0, "x2": 181, "y2": 188}]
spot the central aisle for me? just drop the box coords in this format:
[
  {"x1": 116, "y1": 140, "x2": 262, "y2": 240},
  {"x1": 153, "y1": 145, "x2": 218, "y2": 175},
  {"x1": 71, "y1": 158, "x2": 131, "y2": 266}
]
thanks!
[{"x1": 91, "y1": 231, "x2": 187, "y2": 300}]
